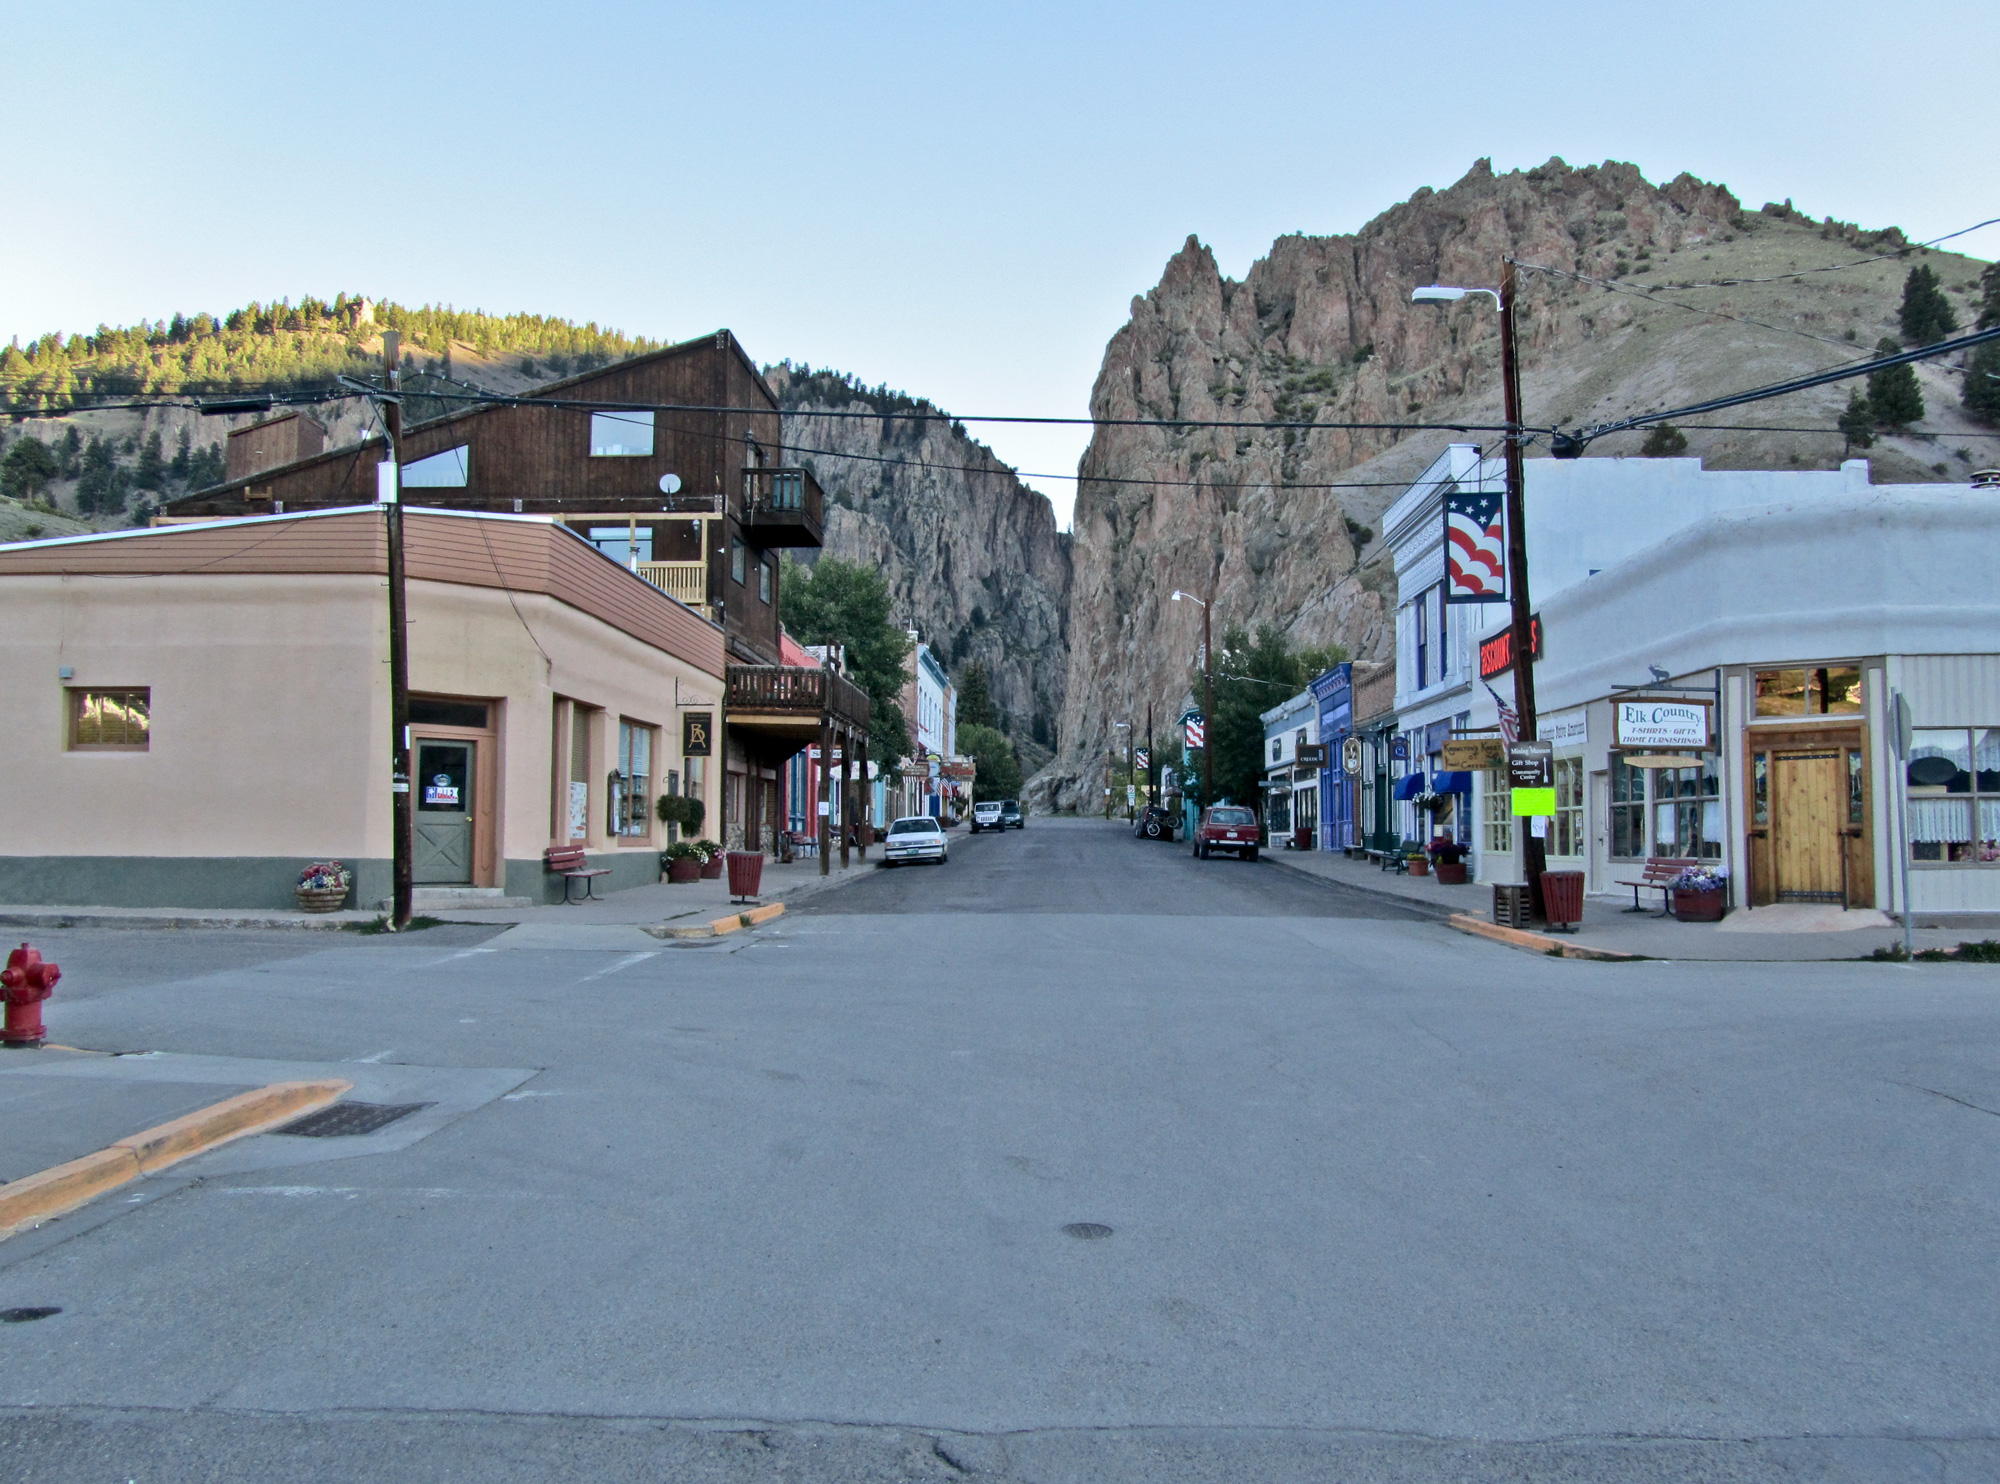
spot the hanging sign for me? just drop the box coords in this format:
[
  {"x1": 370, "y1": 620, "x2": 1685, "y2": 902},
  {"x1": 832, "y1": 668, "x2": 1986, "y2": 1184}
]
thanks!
[
  {"x1": 1442, "y1": 738, "x2": 1505, "y2": 771},
  {"x1": 1444, "y1": 486, "x2": 1507, "y2": 601},
  {"x1": 1296, "y1": 742, "x2": 1328, "y2": 766},
  {"x1": 1342, "y1": 736, "x2": 1363, "y2": 776},
  {"x1": 682, "y1": 712, "x2": 713, "y2": 756},
  {"x1": 1134, "y1": 747, "x2": 1151, "y2": 770},
  {"x1": 1390, "y1": 736, "x2": 1410, "y2": 761},
  {"x1": 1507, "y1": 740, "x2": 1553, "y2": 790},
  {"x1": 1478, "y1": 617, "x2": 1542, "y2": 679},
  {"x1": 1614, "y1": 699, "x2": 1711, "y2": 750}
]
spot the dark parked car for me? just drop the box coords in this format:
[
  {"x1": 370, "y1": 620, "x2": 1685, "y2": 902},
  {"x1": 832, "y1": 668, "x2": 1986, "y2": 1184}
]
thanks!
[
  {"x1": 1133, "y1": 804, "x2": 1177, "y2": 841},
  {"x1": 998, "y1": 799, "x2": 1023, "y2": 829},
  {"x1": 1193, "y1": 805, "x2": 1260, "y2": 861}
]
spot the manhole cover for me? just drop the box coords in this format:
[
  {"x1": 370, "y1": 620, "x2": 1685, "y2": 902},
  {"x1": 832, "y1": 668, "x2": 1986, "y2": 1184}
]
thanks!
[
  {"x1": 275, "y1": 1101, "x2": 434, "y2": 1138},
  {"x1": 1061, "y1": 1222, "x2": 1114, "y2": 1241},
  {"x1": 0, "y1": 1307, "x2": 60, "y2": 1323}
]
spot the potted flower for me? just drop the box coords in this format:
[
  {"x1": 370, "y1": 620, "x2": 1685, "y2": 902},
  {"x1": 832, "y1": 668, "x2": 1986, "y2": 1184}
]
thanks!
[
  {"x1": 295, "y1": 860, "x2": 353, "y2": 913},
  {"x1": 694, "y1": 839, "x2": 726, "y2": 879},
  {"x1": 1668, "y1": 865, "x2": 1729, "y2": 921},
  {"x1": 1428, "y1": 837, "x2": 1470, "y2": 885},
  {"x1": 661, "y1": 840, "x2": 704, "y2": 884}
]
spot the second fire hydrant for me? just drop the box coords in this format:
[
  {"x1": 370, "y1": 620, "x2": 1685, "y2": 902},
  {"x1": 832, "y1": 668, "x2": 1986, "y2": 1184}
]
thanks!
[{"x1": 1, "y1": 943, "x2": 60, "y2": 1049}]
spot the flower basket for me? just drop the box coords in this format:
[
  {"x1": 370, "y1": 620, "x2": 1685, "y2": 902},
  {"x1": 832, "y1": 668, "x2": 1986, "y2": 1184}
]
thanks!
[
  {"x1": 1407, "y1": 855, "x2": 1430, "y2": 877},
  {"x1": 1671, "y1": 887, "x2": 1726, "y2": 922},
  {"x1": 1434, "y1": 861, "x2": 1468, "y2": 885},
  {"x1": 662, "y1": 841, "x2": 704, "y2": 884},
  {"x1": 694, "y1": 839, "x2": 726, "y2": 878},
  {"x1": 294, "y1": 861, "x2": 352, "y2": 913}
]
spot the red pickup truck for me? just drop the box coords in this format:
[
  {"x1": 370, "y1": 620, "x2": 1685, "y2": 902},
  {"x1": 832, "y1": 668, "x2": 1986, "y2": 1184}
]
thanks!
[{"x1": 1193, "y1": 805, "x2": 1261, "y2": 861}]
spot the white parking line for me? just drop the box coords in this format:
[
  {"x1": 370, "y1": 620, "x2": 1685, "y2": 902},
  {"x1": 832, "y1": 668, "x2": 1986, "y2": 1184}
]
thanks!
[{"x1": 578, "y1": 952, "x2": 657, "y2": 982}]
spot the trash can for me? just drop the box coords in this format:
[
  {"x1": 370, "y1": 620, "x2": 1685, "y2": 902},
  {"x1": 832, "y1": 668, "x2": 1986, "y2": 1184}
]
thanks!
[
  {"x1": 1293, "y1": 826, "x2": 1313, "y2": 851},
  {"x1": 1542, "y1": 869, "x2": 1585, "y2": 933},
  {"x1": 724, "y1": 850, "x2": 765, "y2": 903}
]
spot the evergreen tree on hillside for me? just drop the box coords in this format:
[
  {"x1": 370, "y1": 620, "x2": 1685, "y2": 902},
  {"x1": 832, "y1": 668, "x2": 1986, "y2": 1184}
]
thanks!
[
  {"x1": 1898, "y1": 265, "x2": 1958, "y2": 347},
  {"x1": 1867, "y1": 338, "x2": 1925, "y2": 428},
  {"x1": 955, "y1": 662, "x2": 1000, "y2": 730},
  {"x1": 57, "y1": 427, "x2": 82, "y2": 477},
  {"x1": 1640, "y1": 423, "x2": 1688, "y2": 457},
  {"x1": 169, "y1": 427, "x2": 192, "y2": 481},
  {"x1": 1964, "y1": 262, "x2": 2000, "y2": 426},
  {"x1": 1837, "y1": 390, "x2": 1876, "y2": 455},
  {"x1": 135, "y1": 431, "x2": 166, "y2": 491},
  {"x1": 1, "y1": 437, "x2": 59, "y2": 502},
  {"x1": 75, "y1": 435, "x2": 130, "y2": 515}
]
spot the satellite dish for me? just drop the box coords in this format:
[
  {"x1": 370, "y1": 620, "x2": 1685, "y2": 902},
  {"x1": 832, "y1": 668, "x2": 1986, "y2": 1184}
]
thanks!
[{"x1": 658, "y1": 473, "x2": 682, "y2": 495}]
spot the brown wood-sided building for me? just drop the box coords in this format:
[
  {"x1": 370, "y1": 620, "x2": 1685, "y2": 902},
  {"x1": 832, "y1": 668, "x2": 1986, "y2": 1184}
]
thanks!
[{"x1": 163, "y1": 329, "x2": 870, "y2": 861}]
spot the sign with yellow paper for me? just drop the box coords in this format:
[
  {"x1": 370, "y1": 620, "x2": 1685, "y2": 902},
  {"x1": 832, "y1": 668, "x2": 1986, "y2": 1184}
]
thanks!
[{"x1": 1511, "y1": 787, "x2": 1556, "y2": 816}]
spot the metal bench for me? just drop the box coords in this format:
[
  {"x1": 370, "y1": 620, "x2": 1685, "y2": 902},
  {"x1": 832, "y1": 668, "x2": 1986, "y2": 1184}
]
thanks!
[
  {"x1": 1614, "y1": 856, "x2": 1698, "y2": 915},
  {"x1": 544, "y1": 845, "x2": 612, "y2": 903}
]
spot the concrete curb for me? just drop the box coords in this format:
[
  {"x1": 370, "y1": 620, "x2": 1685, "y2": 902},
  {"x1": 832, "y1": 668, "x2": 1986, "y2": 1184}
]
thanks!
[
  {"x1": 1448, "y1": 913, "x2": 1643, "y2": 961},
  {"x1": 1261, "y1": 853, "x2": 1459, "y2": 922},
  {"x1": 649, "y1": 902, "x2": 786, "y2": 941},
  {"x1": 0, "y1": 1077, "x2": 351, "y2": 1238},
  {"x1": 0, "y1": 911, "x2": 363, "y2": 932}
]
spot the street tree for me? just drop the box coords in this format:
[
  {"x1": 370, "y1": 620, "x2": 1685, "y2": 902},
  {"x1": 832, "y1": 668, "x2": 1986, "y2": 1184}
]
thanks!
[
  {"x1": 955, "y1": 662, "x2": 999, "y2": 730},
  {"x1": 1190, "y1": 625, "x2": 1346, "y2": 811},
  {"x1": 959, "y1": 723, "x2": 1022, "y2": 802},
  {"x1": 780, "y1": 555, "x2": 914, "y2": 775}
]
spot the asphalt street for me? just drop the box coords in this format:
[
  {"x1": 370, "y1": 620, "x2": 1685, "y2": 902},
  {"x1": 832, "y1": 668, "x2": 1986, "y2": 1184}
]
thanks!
[{"x1": 1, "y1": 817, "x2": 1997, "y2": 1482}]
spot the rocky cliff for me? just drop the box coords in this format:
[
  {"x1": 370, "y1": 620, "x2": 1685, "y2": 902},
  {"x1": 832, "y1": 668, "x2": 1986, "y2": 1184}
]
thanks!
[
  {"x1": 765, "y1": 365, "x2": 1073, "y2": 754},
  {"x1": 1039, "y1": 157, "x2": 1991, "y2": 808}
]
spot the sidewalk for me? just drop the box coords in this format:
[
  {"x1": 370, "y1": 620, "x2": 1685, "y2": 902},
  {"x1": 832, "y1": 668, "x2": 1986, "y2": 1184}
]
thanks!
[
  {"x1": 1264, "y1": 845, "x2": 1983, "y2": 961},
  {"x1": 0, "y1": 852, "x2": 879, "y2": 936}
]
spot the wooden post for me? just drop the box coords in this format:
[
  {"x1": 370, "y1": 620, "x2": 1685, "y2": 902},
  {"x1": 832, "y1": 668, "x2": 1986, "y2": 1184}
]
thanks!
[
  {"x1": 817, "y1": 715, "x2": 833, "y2": 876},
  {"x1": 840, "y1": 730, "x2": 853, "y2": 869},
  {"x1": 856, "y1": 736, "x2": 869, "y2": 859},
  {"x1": 383, "y1": 332, "x2": 412, "y2": 932}
]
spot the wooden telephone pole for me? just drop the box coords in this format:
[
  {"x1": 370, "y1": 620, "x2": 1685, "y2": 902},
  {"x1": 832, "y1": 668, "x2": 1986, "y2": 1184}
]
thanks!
[{"x1": 383, "y1": 332, "x2": 413, "y2": 930}]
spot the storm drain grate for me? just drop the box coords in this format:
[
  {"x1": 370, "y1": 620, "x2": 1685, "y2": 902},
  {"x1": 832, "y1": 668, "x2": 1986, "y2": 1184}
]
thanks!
[
  {"x1": 275, "y1": 1101, "x2": 435, "y2": 1138},
  {"x1": 1061, "y1": 1222, "x2": 1114, "y2": 1241}
]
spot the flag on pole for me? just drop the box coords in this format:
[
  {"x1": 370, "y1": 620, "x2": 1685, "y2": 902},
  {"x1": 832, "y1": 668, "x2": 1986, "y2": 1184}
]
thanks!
[
  {"x1": 1484, "y1": 681, "x2": 1519, "y2": 747},
  {"x1": 1445, "y1": 487, "x2": 1506, "y2": 601},
  {"x1": 1184, "y1": 716, "x2": 1205, "y2": 751}
]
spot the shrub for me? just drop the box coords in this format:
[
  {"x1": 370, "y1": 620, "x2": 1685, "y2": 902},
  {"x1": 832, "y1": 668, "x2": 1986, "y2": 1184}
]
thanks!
[{"x1": 1640, "y1": 424, "x2": 1688, "y2": 457}]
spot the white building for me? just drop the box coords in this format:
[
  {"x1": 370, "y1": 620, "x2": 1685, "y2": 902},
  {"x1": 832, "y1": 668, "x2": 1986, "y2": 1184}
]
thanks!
[
  {"x1": 1260, "y1": 690, "x2": 1318, "y2": 845},
  {"x1": 898, "y1": 636, "x2": 958, "y2": 819},
  {"x1": 1386, "y1": 448, "x2": 2000, "y2": 916}
]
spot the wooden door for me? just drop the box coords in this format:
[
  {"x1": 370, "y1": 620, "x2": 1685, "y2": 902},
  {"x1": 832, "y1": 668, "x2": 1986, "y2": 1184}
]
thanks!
[{"x1": 1772, "y1": 751, "x2": 1845, "y2": 903}]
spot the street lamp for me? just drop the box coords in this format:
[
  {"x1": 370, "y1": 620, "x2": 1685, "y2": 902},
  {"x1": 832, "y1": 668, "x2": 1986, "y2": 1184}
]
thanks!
[
  {"x1": 1170, "y1": 590, "x2": 1213, "y2": 808},
  {"x1": 1412, "y1": 260, "x2": 1545, "y2": 912}
]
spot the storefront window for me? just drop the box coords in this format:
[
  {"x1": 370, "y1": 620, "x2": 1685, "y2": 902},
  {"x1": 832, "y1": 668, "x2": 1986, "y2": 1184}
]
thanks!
[
  {"x1": 1755, "y1": 665, "x2": 1863, "y2": 717},
  {"x1": 1611, "y1": 756, "x2": 1646, "y2": 859},
  {"x1": 1482, "y1": 768, "x2": 1512, "y2": 856},
  {"x1": 610, "y1": 720, "x2": 654, "y2": 837},
  {"x1": 1655, "y1": 758, "x2": 1722, "y2": 859},
  {"x1": 1551, "y1": 757, "x2": 1584, "y2": 858},
  {"x1": 1908, "y1": 727, "x2": 2000, "y2": 864},
  {"x1": 1752, "y1": 752, "x2": 1769, "y2": 827}
]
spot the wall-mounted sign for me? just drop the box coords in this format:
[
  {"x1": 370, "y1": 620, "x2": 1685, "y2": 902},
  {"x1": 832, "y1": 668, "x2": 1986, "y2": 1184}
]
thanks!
[
  {"x1": 1390, "y1": 736, "x2": 1410, "y2": 761},
  {"x1": 682, "y1": 712, "x2": 713, "y2": 756},
  {"x1": 1442, "y1": 738, "x2": 1505, "y2": 771},
  {"x1": 1507, "y1": 740, "x2": 1553, "y2": 790},
  {"x1": 1537, "y1": 708, "x2": 1588, "y2": 747},
  {"x1": 1295, "y1": 742, "x2": 1328, "y2": 766},
  {"x1": 1478, "y1": 616, "x2": 1543, "y2": 680},
  {"x1": 1615, "y1": 699, "x2": 1711, "y2": 750}
]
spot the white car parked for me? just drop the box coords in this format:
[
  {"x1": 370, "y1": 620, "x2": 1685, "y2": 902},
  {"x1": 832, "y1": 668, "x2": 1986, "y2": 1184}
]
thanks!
[{"x1": 883, "y1": 815, "x2": 948, "y2": 866}]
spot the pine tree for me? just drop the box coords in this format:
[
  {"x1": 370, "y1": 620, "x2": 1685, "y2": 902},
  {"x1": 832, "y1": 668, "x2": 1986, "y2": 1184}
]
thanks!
[
  {"x1": 1866, "y1": 338, "x2": 1925, "y2": 427},
  {"x1": 57, "y1": 426, "x2": 82, "y2": 477},
  {"x1": 1964, "y1": 262, "x2": 2000, "y2": 426},
  {"x1": 169, "y1": 426, "x2": 192, "y2": 481},
  {"x1": 75, "y1": 435, "x2": 127, "y2": 514},
  {"x1": 1898, "y1": 265, "x2": 1958, "y2": 347},
  {"x1": 1, "y1": 437, "x2": 59, "y2": 502},
  {"x1": 1837, "y1": 390, "x2": 1876, "y2": 455},
  {"x1": 956, "y1": 663, "x2": 1000, "y2": 729},
  {"x1": 135, "y1": 431, "x2": 166, "y2": 490}
]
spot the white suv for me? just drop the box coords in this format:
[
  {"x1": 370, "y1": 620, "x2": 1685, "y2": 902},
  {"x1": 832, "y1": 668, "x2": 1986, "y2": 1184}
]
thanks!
[{"x1": 970, "y1": 801, "x2": 1004, "y2": 833}]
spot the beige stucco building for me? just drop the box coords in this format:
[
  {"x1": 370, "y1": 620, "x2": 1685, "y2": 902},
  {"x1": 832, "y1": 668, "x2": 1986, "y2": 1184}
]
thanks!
[{"x1": 0, "y1": 506, "x2": 725, "y2": 908}]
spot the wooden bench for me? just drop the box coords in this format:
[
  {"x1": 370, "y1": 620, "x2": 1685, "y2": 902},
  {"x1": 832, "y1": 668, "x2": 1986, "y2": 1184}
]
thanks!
[
  {"x1": 544, "y1": 845, "x2": 611, "y2": 903},
  {"x1": 1615, "y1": 856, "x2": 1698, "y2": 914},
  {"x1": 1363, "y1": 843, "x2": 1414, "y2": 873}
]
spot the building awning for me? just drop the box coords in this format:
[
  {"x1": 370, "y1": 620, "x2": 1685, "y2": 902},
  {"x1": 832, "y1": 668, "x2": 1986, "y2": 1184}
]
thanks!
[
  {"x1": 1433, "y1": 771, "x2": 1473, "y2": 794},
  {"x1": 1393, "y1": 773, "x2": 1426, "y2": 800}
]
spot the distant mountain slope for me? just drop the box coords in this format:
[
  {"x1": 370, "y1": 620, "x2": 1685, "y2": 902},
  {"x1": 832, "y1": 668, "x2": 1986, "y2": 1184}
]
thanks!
[
  {"x1": 1039, "y1": 158, "x2": 1996, "y2": 808},
  {"x1": 766, "y1": 365, "x2": 1073, "y2": 750}
]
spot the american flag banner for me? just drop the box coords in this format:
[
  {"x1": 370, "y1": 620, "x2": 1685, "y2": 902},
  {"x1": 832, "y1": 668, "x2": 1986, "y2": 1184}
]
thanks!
[
  {"x1": 1444, "y1": 486, "x2": 1507, "y2": 601},
  {"x1": 1184, "y1": 717, "x2": 1206, "y2": 751},
  {"x1": 1484, "y1": 681, "x2": 1520, "y2": 747}
]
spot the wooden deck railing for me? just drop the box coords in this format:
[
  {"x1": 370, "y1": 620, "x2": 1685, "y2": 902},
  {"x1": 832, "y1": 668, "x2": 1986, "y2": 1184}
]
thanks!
[{"x1": 727, "y1": 664, "x2": 869, "y2": 731}]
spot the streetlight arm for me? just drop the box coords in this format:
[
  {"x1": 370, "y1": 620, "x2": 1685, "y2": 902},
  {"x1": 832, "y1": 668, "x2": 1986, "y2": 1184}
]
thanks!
[{"x1": 1412, "y1": 285, "x2": 1501, "y2": 310}]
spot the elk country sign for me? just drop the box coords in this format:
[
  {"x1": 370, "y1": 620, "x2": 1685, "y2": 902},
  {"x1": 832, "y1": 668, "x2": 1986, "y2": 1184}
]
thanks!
[{"x1": 1615, "y1": 700, "x2": 1712, "y2": 750}]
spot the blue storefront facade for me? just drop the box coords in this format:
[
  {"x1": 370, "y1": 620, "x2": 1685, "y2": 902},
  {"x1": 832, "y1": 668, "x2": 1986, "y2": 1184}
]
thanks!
[{"x1": 1312, "y1": 663, "x2": 1355, "y2": 851}]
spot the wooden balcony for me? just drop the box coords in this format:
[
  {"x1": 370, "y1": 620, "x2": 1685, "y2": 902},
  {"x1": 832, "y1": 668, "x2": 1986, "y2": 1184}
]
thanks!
[
  {"x1": 634, "y1": 560, "x2": 708, "y2": 608},
  {"x1": 727, "y1": 663, "x2": 869, "y2": 735},
  {"x1": 740, "y1": 467, "x2": 824, "y2": 549}
]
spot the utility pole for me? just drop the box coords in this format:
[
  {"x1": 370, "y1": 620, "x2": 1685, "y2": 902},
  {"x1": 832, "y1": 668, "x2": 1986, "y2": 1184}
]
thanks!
[
  {"x1": 383, "y1": 332, "x2": 413, "y2": 931},
  {"x1": 1201, "y1": 596, "x2": 1213, "y2": 808},
  {"x1": 1146, "y1": 701, "x2": 1155, "y2": 803},
  {"x1": 1498, "y1": 258, "x2": 1546, "y2": 913}
]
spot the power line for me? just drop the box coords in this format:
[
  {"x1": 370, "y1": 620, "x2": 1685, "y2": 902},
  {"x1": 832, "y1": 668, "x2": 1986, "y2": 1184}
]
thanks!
[{"x1": 1580, "y1": 216, "x2": 2000, "y2": 291}]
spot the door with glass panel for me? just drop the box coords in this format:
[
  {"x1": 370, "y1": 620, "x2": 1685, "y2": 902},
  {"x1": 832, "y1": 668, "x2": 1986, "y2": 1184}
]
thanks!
[{"x1": 415, "y1": 741, "x2": 475, "y2": 884}]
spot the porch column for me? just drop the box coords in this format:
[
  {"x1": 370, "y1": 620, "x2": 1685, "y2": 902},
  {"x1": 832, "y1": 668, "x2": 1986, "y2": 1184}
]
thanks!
[
  {"x1": 856, "y1": 735, "x2": 869, "y2": 860},
  {"x1": 817, "y1": 713, "x2": 833, "y2": 877},
  {"x1": 840, "y1": 727, "x2": 853, "y2": 869}
]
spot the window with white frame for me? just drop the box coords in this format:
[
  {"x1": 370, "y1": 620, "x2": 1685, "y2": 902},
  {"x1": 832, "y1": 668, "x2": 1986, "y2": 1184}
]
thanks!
[
  {"x1": 1551, "y1": 757, "x2": 1584, "y2": 858},
  {"x1": 609, "y1": 720, "x2": 654, "y2": 838},
  {"x1": 1482, "y1": 767, "x2": 1512, "y2": 856},
  {"x1": 589, "y1": 410, "x2": 654, "y2": 457}
]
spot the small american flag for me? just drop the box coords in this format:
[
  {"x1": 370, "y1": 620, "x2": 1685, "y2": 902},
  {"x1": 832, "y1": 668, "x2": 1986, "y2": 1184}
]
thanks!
[
  {"x1": 1445, "y1": 487, "x2": 1506, "y2": 600},
  {"x1": 1184, "y1": 717, "x2": 1205, "y2": 751},
  {"x1": 1484, "y1": 681, "x2": 1519, "y2": 747}
]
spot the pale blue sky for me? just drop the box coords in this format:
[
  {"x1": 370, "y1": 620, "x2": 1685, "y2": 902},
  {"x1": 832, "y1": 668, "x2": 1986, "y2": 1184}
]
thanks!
[{"x1": 7, "y1": 1, "x2": 1994, "y2": 525}]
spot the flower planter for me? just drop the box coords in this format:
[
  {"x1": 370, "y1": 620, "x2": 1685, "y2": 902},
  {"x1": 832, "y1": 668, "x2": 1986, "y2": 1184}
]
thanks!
[
  {"x1": 1407, "y1": 856, "x2": 1430, "y2": 877},
  {"x1": 294, "y1": 886, "x2": 350, "y2": 914},
  {"x1": 1433, "y1": 861, "x2": 1468, "y2": 885},
  {"x1": 699, "y1": 855, "x2": 725, "y2": 879},
  {"x1": 665, "y1": 857, "x2": 701, "y2": 884},
  {"x1": 1671, "y1": 886, "x2": 1726, "y2": 922}
]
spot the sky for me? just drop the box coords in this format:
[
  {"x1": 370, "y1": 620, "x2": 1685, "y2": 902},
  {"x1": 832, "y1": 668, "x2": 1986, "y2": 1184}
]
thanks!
[{"x1": 7, "y1": 0, "x2": 1996, "y2": 528}]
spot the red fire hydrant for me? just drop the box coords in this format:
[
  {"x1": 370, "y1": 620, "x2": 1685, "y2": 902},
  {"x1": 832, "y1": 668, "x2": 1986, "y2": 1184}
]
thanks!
[{"x1": 1, "y1": 943, "x2": 60, "y2": 1049}]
